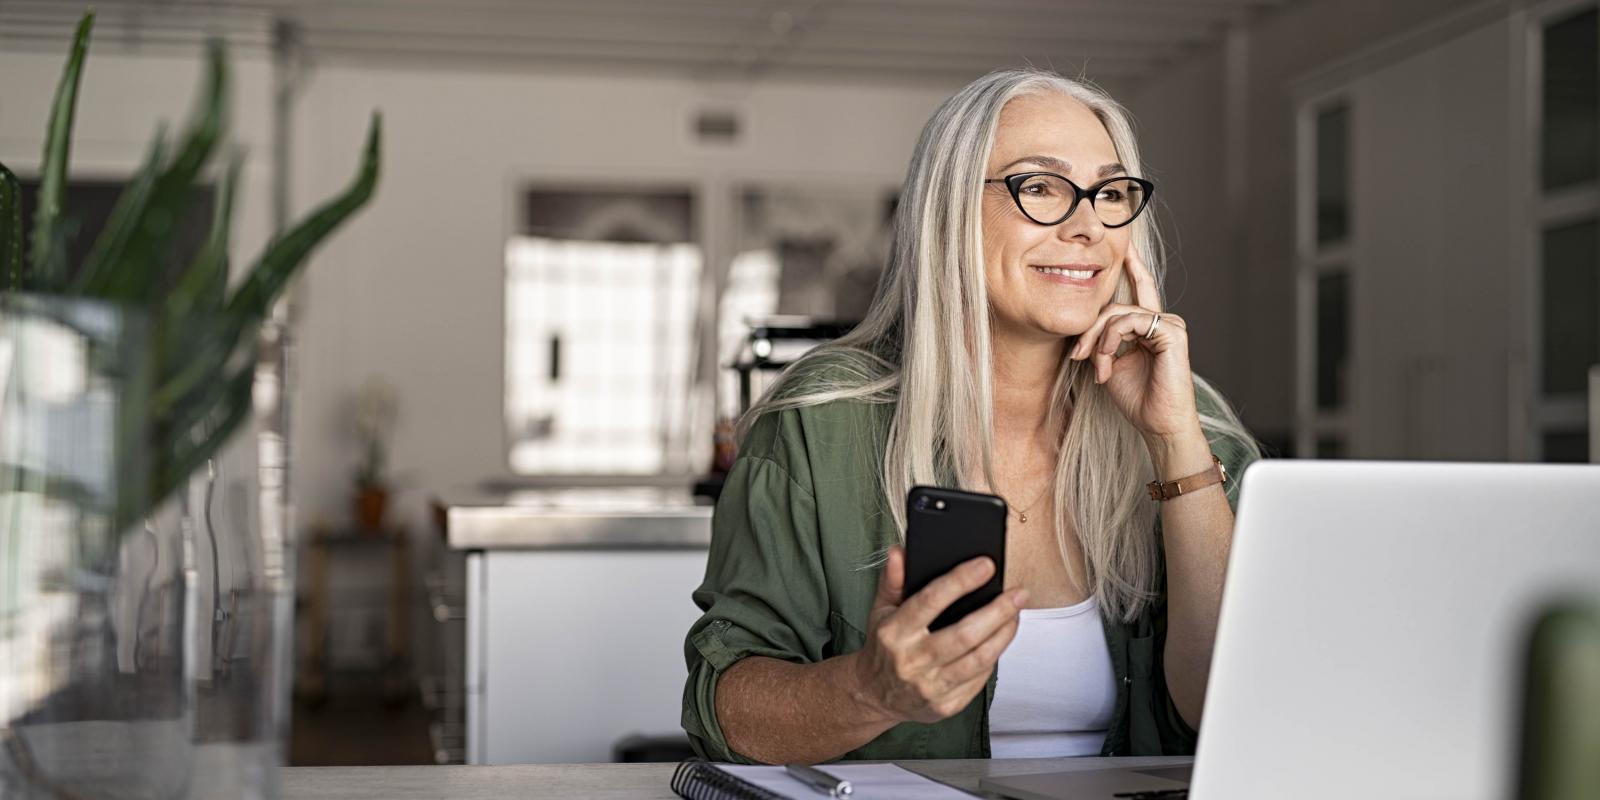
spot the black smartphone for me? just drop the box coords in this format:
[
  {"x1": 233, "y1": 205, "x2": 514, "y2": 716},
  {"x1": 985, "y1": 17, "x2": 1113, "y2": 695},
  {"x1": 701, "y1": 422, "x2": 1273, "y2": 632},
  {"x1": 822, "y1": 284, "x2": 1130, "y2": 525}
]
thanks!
[{"x1": 903, "y1": 485, "x2": 1008, "y2": 631}]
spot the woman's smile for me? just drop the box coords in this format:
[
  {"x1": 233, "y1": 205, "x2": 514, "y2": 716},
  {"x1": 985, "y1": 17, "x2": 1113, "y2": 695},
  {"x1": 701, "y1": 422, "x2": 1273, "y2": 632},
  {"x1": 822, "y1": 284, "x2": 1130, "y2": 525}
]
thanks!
[{"x1": 1030, "y1": 263, "x2": 1105, "y2": 288}]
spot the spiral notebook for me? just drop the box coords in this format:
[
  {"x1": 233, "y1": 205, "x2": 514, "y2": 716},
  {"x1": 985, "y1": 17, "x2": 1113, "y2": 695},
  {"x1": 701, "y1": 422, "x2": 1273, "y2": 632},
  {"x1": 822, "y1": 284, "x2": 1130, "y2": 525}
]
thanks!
[{"x1": 670, "y1": 759, "x2": 977, "y2": 800}]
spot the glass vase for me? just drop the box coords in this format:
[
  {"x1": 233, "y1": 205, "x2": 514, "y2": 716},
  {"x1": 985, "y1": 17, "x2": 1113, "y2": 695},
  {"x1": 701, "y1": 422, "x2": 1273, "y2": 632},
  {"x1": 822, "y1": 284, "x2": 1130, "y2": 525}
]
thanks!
[{"x1": 0, "y1": 294, "x2": 294, "y2": 799}]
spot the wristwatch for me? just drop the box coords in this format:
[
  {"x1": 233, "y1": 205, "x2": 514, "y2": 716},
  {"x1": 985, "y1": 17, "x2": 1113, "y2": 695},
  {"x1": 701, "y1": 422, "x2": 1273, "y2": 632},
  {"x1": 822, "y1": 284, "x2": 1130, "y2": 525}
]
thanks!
[{"x1": 1147, "y1": 454, "x2": 1227, "y2": 501}]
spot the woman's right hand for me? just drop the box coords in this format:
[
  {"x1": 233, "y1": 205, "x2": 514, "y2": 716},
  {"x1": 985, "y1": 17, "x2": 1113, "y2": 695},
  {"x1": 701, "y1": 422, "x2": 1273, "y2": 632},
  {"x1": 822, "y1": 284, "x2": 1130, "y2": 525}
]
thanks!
[{"x1": 850, "y1": 546, "x2": 1027, "y2": 725}]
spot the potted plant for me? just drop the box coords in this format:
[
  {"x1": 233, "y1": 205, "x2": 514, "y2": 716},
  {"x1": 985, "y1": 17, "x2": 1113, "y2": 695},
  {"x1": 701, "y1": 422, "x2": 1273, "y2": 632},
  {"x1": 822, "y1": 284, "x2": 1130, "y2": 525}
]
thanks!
[
  {"x1": 1, "y1": 12, "x2": 380, "y2": 797},
  {"x1": 350, "y1": 375, "x2": 399, "y2": 532}
]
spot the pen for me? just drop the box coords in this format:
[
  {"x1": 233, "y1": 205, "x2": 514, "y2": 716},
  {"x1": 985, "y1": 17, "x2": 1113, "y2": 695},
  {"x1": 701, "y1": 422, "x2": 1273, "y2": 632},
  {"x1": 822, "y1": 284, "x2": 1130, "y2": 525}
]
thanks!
[{"x1": 784, "y1": 763, "x2": 853, "y2": 798}]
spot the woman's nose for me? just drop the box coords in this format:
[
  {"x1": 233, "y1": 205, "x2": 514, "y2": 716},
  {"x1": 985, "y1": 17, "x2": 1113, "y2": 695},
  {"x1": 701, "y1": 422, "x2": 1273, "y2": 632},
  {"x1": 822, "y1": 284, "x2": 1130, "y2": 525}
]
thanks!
[{"x1": 1053, "y1": 203, "x2": 1106, "y2": 245}]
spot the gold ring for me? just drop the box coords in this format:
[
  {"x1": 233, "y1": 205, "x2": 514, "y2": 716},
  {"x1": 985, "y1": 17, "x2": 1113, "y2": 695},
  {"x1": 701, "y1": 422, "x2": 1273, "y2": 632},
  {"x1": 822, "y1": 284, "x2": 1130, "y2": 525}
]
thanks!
[{"x1": 1145, "y1": 313, "x2": 1162, "y2": 339}]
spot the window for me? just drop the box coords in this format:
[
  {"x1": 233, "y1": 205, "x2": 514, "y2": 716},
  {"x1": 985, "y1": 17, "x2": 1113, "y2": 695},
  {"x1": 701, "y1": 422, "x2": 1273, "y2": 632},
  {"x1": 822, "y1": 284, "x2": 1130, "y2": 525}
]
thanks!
[
  {"x1": 1315, "y1": 105, "x2": 1352, "y2": 246},
  {"x1": 1298, "y1": 99, "x2": 1354, "y2": 458},
  {"x1": 504, "y1": 188, "x2": 704, "y2": 475},
  {"x1": 1315, "y1": 436, "x2": 1346, "y2": 459},
  {"x1": 1540, "y1": 218, "x2": 1599, "y2": 396},
  {"x1": 715, "y1": 185, "x2": 895, "y2": 419},
  {"x1": 1542, "y1": 7, "x2": 1599, "y2": 191},
  {"x1": 1542, "y1": 430, "x2": 1590, "y2": 462},
  {"x1": 1529, "y1": 5, "x2": 1600, "y2": 462},
  {"x1": 1315, "y1": 271, "x2": 1351, "y2": 413}
]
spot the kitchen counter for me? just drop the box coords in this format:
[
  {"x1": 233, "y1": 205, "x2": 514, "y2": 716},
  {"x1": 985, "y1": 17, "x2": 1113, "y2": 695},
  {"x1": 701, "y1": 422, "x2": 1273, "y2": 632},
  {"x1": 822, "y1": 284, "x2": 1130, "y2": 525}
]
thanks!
[{"x1": 445, "y1": 487, "x2": 713, "y2": 550}]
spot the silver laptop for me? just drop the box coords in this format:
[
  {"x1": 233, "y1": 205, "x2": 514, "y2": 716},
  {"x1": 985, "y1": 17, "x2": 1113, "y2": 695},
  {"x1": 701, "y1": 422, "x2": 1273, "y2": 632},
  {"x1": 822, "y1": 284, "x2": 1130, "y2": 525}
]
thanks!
[{"x1": 982, "y1": 460, "x2": 1600, "y2": 800}]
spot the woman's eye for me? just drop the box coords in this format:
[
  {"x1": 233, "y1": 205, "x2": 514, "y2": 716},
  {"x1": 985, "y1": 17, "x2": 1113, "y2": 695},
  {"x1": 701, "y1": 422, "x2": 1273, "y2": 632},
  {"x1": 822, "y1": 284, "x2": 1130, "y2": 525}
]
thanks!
[
  {"x1": 1096, "y1": 189, "x2": 1125, "y2": 202},
  {"x1": 1021, "y1": 182, "x2": 1053, "y2": 196}
]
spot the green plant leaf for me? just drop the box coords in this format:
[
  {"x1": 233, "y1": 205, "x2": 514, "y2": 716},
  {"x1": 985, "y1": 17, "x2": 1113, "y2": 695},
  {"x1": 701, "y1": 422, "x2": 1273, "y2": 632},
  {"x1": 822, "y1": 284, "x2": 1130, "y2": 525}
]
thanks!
[
  {"x1": 29, "y1": 12, "x2": 94, "y2": 290},
  {"x1": 152, "y1": 112, "x2": 381, "y2": 459},
  {"x1": 153, "y1": 151, "x2": 241, "y2": 401},
  {"x1": 0, "y1": 463, "x2": 109, "y2": 515},
  {"x1": 228, "y1": 112, "x2": 381, "y2": 323},
  {"x1": 149, "y1": 312, "x2": 249, "y2": 421},
  {"x1": 6, "y1": 19, "x2": 384, "y2": 537},
  {"x1": 78, "y1": 41, "x2": 227, "y2": 302},
  {"x1": 167, "y1": 150, "x2": 239, "y2": 320},
  {"x1": 109, "y1": 311, "x2": 157, "y2": 536},
  {"x1": 150, "y1": 114, "x2": 380, "y2": 458},
  {"x1": 148, "y1": 362, "x2": 254, "y2": 521},
  {"x1": 0, "y1": 163, "x2": 21, "y2": 292},
  {"x1": 71, "y1": 127, "x2": 168, "y2": 295}
]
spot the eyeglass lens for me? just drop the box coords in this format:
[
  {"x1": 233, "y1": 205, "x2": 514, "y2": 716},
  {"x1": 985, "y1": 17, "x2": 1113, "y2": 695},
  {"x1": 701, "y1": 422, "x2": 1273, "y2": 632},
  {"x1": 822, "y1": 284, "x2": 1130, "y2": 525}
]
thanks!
[{"x1": 1014, "y1": 175, "x2": 1147, "y2": 226}]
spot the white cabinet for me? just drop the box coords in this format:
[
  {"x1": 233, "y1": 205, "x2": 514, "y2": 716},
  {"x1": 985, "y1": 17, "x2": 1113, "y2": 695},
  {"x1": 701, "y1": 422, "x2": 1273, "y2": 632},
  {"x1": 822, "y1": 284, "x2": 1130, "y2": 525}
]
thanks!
[
  {"x1": 465, "y1": 549, "x2": 708, "y2": 764},
  {"x1": 450, "y1": 488, "x2": 713, "y2": 764}
]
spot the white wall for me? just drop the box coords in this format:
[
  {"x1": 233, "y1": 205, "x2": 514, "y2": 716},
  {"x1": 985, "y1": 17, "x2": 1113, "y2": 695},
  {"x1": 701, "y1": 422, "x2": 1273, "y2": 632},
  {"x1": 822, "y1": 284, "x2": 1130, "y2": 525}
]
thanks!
[
  {"x1": 1344, "y1": 18, "x2": 1514, "y2": 460},
  {"x1": 1124, "y1": 42, "x2": 1237, "y2": 395},
  {"x1": 287, "y1": 64, "x2": 958, "y2": 534}
]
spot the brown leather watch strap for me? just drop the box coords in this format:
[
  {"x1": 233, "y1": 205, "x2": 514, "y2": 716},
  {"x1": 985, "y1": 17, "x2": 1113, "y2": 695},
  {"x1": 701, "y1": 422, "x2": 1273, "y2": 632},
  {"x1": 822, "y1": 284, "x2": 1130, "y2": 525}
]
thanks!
[{"x1": 1147, "y1": 454, "x2": 1227, "y2": 501}]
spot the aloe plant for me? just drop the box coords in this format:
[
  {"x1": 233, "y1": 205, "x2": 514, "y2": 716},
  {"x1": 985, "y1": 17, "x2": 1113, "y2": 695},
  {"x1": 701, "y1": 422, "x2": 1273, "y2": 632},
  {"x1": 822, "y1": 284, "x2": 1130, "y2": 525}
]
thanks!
[{"x1": 0, "y1": 12, "x2": 382, "y2": 535}]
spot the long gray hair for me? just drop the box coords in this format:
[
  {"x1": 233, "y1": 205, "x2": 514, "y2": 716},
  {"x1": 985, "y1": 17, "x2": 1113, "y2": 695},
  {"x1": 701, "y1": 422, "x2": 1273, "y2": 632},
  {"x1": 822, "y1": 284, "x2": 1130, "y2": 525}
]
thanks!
[{"x1": 740, "y1": 68, "x2": 1258, "y2": 622}]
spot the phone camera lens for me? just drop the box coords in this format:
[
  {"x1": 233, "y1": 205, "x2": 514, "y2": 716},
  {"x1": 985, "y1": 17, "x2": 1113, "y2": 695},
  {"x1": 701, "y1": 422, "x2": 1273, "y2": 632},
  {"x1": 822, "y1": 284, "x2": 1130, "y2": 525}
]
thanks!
[{"x1": 914, "y1": 495, "x2": 931, "y2": 511}]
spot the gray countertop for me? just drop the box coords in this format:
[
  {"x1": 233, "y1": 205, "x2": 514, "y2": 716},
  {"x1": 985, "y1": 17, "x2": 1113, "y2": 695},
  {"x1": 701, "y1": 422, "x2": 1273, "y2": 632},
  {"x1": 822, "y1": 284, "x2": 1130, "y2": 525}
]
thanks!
[
  {"x1": 446, "y1": 487, "x2": 713, "y2": 551},
  {"x1": 282, "y1": 756, "x2": 1193, "y2": 799}
]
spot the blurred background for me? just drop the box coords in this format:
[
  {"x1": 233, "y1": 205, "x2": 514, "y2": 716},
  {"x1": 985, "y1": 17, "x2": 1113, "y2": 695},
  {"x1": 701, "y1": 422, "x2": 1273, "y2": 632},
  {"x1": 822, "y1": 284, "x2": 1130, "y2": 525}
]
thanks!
[{"x1": 2, "y1": 0, "x2": 1595, "y2": 770}]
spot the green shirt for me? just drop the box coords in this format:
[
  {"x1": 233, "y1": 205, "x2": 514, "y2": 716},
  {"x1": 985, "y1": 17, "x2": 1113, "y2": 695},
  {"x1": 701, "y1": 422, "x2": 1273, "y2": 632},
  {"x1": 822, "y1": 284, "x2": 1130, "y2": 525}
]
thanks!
[{"x1": 681, "y1": 369, "x2": 1256, "y2": 763}]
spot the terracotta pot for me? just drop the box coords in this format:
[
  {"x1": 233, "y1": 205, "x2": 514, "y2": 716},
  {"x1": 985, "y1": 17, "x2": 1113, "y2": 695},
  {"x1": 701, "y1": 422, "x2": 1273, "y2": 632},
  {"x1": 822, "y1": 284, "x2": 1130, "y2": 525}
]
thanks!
[{"x1": 354, "y1": 485, "x2": 389, "y2": 532}]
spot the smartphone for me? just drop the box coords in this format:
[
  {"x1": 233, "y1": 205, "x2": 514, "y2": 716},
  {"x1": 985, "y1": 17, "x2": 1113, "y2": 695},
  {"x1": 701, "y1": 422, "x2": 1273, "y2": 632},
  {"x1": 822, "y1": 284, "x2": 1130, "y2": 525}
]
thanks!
[{"x1": 903, "y1": 485, "x2": 1008, "y2": 631}]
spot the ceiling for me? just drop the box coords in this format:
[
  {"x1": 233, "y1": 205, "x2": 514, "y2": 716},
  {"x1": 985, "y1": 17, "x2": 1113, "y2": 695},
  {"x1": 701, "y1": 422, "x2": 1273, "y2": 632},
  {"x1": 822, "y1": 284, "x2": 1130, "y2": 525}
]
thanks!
[{"x1": 1, "y1": 0, "x2": 1298, "y2": 86}]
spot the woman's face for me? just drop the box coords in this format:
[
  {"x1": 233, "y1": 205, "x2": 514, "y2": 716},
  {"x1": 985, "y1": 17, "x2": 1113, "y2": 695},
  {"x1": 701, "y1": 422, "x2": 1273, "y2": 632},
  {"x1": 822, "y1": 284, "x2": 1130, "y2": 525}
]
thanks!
[{"x1": 981, "y1": 92, "x2": 1132, "y2": 343}]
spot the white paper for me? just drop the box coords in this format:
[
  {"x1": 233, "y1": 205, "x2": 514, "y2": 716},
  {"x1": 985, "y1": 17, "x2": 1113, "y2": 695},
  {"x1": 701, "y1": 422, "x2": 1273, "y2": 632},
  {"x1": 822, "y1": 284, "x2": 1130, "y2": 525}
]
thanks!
[{"x1": 719, "y1": 763, "x2": 976, "y2": 800}]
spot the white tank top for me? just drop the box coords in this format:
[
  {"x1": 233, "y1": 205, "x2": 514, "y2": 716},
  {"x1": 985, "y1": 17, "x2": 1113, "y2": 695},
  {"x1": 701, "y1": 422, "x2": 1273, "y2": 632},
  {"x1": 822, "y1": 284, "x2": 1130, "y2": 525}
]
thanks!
[{"x1": 988, "y1": 595, "x2": 1117, "y2": 758}]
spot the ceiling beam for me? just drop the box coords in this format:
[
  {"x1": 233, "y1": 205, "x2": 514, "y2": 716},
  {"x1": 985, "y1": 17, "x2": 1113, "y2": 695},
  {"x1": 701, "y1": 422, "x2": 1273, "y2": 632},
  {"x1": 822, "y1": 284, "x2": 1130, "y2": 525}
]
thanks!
[
  {"x1": 289, "y1": 16, "x2": 1187, "y2": 64},
  {"x1": 1, "y1": 0, "x2": 1265, "y2": 87},
  {"x1": 285, "y1": 2, "x2": 1215, "y2": 47},
  {"x1": 285, "y1": 0, "x2": 1258, "y2": 27}
]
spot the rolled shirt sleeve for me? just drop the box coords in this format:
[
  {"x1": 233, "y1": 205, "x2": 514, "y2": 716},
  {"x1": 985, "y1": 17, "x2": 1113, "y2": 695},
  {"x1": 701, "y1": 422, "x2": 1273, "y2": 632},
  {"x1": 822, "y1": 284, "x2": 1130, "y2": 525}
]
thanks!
[{"x1": 682, "y1": 411, "x2": 830, "y2": 763}]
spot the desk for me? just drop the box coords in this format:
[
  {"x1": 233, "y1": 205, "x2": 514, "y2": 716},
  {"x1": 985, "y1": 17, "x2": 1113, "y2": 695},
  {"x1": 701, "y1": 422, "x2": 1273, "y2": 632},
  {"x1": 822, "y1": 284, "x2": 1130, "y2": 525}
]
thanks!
[{"x1": 281, "y1": 756, "x2": 1193, "y2": 799}]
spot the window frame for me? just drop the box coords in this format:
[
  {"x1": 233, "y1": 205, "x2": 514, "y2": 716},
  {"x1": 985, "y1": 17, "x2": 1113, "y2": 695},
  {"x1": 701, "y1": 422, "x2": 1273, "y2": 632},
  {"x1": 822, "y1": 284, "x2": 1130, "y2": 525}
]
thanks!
[
  {"x1": 499, "y1": 172, "x2": 716, "y2": 483},
  {"x1": 1516, "y1": 0, "x2": 1600, "y2": 462},
  {"x1": 1295, "y1": 92, "x2": 1357, "y2": 459}
]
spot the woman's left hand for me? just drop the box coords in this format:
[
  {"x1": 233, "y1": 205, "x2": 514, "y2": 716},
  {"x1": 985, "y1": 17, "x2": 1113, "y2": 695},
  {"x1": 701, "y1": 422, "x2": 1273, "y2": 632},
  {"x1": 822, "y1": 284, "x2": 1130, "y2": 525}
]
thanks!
[{"x1": 1067, "y1": 242, "x2": 1201, "y2": 443}]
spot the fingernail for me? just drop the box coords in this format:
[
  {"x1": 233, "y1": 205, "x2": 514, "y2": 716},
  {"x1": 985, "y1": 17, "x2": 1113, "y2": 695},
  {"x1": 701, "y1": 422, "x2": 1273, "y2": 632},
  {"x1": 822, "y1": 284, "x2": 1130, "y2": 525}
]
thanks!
[{"x1": 1012, "y1": 590, "x2": 1029, "y2": 608}]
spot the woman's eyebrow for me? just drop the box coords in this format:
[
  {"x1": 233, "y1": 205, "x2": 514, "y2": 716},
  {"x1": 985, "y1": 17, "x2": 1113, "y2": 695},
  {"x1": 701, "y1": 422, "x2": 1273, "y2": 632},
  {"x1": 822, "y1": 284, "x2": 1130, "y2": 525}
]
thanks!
[{"x1": 998, "y1": 155, "x2": 1130, "y2": 178}]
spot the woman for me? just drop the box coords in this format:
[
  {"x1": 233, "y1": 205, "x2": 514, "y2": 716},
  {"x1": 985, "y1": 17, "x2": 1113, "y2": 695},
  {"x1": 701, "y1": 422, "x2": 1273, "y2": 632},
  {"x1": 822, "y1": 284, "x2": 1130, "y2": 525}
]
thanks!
[{"x1": 682, "y1": 68, "x2": 1259, "y2": 765}]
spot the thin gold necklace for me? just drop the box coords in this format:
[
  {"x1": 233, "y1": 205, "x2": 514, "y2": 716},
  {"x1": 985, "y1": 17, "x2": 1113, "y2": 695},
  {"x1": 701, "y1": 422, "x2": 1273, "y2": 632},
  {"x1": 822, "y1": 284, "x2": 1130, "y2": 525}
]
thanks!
[{"x1": 1009, "y1": 483, "x2": 1052, "y2": 524}]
